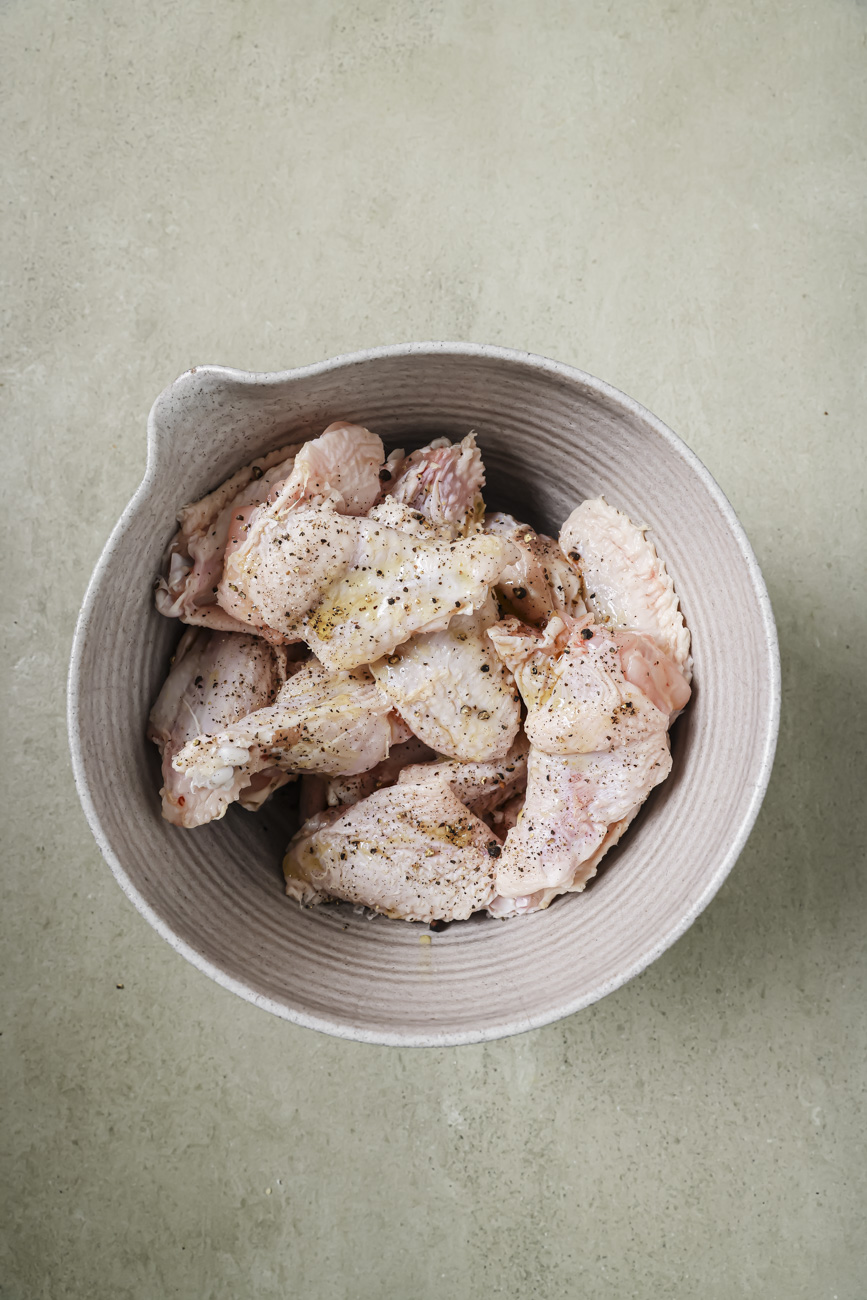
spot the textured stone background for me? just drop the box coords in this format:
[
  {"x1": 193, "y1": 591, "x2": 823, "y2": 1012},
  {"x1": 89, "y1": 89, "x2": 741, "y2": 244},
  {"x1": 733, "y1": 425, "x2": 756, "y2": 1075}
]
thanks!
[{"x1": 2, "y1": 1, "x2": 865, "y2": 1296}]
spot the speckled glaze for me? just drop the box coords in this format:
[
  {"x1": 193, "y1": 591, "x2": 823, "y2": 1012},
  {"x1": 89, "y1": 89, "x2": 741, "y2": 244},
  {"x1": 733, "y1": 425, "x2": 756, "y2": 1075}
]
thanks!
[{"x1": 67, "y1": 343, "x2": 780, "y2": 1047}]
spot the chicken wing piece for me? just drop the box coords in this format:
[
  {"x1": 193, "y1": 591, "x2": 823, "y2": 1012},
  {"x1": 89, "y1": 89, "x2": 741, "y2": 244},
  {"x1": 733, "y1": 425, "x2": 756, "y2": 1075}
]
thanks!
[
  {"x1": 369, "y1": 593, "x2": 521, "y2": 762},
  {"x1": 485, "y1": 600, "x2": 687, "y2": 911},
  {"x1": 302, "y1": 526, "x2": 517, "y2": 670},
  {"x1": 171, "y1": 660, "x2": 395, "y2": 823},
  {"x1": 396, "y1": 734, "x2": 529, "y2": 818},
  {"x1": 367, "y1": 434, "x2": 484, "y2": 540},
  {"x1": 219, "y1": 498, "x2": 517, "y2": 667},
  {"x1": 365, "y1": 497, "x2": 437, "y2": 539},
  {"x1": 383, "y1": 433, "x2": 485, "y2": 536},
  {"x1": 484, "y1": 513, "x2": 586, "y2": 625},
  {"x1": 560, "y1": 496, "x2": 691, "y2": 676},
  {"x1": 217, "y1": 423, "x2": 385, "y2": 630},
  {"x1": 491, "y1": 734, "x2": 672, "y2": 901},
  {"x1": 219, "y1": 504, "x2": 357, "y2": 636},
  {"x1": 297, "y1": 734, "x2": 437, "y2": 819},
  {"x1": 486, "y1": 807, "x2": 638, "y2": 917},
  {"x1": 488, "y1": 614, "x2": 689, "y2": 754},
  {"x1": 154, "y1": 441, "x2": 304, "y2": 635},
  {"x1": 320, "y1": 735, "x2": 437, "y2": 809},
  {"x1": 266, "y1": 420, "x2": 386, "y2": 517},
  {"x1": 147, "y1": 627, "x2": 292, "y2": 827},
  {"x1": 282, "y1": 775, "x2": 501, "y2": 922}
]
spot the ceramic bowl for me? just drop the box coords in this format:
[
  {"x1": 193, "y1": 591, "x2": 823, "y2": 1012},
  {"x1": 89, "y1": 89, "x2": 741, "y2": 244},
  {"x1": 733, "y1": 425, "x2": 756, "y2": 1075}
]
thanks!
[{"x1": 68, "y1": 343, "x2": 780, "y2": 1046}]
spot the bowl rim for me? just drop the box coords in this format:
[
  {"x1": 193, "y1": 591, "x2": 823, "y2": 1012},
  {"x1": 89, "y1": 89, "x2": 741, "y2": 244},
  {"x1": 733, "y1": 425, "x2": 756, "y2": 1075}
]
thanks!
[{"x1": 67, "y1": 341, "x2": 781, "y2": 1047}]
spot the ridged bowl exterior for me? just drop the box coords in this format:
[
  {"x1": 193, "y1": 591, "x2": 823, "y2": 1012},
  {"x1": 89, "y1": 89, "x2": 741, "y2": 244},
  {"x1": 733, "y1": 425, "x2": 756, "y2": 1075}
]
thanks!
[{"x1": 68, "y1": 344, "x2": 780, "y2": 1046}]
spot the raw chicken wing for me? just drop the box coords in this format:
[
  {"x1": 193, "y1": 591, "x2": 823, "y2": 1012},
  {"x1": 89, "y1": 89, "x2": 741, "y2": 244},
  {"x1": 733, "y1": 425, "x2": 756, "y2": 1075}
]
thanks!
[
  {"x1": 397, "y1": 734, "x2": 529, "y2": 818},
  {"x1": 560, "y1": 496, "x2": 691, "y2": 676},
  {"x1": 384, "y1": 433, "x2": 485, "y2": 536},
  {"x1": 370, "y1": 593, "x2": 520, "y2": 762},
  {"x1": 171, "y1": 660, "x2": 395, "y2": 823},
  {"x1": 485, "y1": 513, "x2": 585, "y2": 625},
  {"x1": 147, "y1": 627, "x2": 291, "y2": 827},
  {"x1": 219, "y1": 423, "x2": 515, "y2": 666},
  {"x1": 488, "y1": 614, "x2": 689, "y2": 753},
  {"x1": 217, "y1": 422, "x2": 385, "y2": 631},
  {"x1": 155, "y1": 441, "x2": 303, "y2": 635},
  {"x1": 283, "y1": 775, "x2": 501, "y2": 922},
  {"x1": 487, "y1": 807, "x2": 638, "y2": 917},
  {"x1": 269, "y1": 421, "x2": 386, "y2": 517},
  {"x1": 491, "y1": 734, "x2": 672, "y2": 901},
  {"x1": 302, "y1": 527, "x2": 516, "y2": 670},
  {"x1": 221, "y1": 503, "x2": 516, "y2": 668}
]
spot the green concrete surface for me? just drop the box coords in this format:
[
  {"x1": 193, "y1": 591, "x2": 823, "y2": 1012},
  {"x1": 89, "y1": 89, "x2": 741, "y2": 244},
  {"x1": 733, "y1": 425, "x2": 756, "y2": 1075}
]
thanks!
[{"x1": 2, "y1": 1, "x2": 865, "y2": 1296}]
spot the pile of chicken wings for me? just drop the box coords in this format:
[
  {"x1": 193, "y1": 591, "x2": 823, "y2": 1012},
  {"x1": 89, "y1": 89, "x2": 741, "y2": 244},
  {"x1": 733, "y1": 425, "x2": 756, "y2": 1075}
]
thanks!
[{"x1": 149, "y1": 422, "x2": 691, "y2": 923}]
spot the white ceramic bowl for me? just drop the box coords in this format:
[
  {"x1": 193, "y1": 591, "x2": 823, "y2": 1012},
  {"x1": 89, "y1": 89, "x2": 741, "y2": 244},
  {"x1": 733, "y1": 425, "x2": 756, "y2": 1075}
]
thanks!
[{"x1": 68, "y1": 343, "x2": 780, "y2": 1046}]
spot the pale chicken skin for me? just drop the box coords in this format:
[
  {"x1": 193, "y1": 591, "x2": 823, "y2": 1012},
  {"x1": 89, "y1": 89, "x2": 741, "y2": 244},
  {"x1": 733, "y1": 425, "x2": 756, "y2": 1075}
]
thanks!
[
  {"x1": 396, "y1": 734, "x2": 529, "y2": 818},
  {"x1": 384, "y1": 433, "x2": 485, "y2": 536},
  {"x1": 491, "y1": 735, "x2": 672, "y2": 901},
  {"x1": 486, "y1": 496, "x2": 692, "y2": 913},
  {"x1": 319, "y1": 735, "x2": 436, "y2": 809},
  {"x1": 488, "y1": 614, "x2": 690, "y2": 753},
  {"x1": 560, "y1": 496, "x2": 692, "y2": 677},
  {"x1": 171, "y1": 660, "x2": 395, "y2": 822},
  {"x1": 486, "y1": 613, "x2": 684, "y2": 908},
  {"x1": 217, "y1": 421, "x2": 385, "y2": 633},
  {"x1": 364, "y1": 442, "x2": 518, "y2": 760},
  {"x1": 487, "y1": 807, "x2": 639, "y2": 917},
  {"x1": 301, "y1": 527, "x2": 517, "y2": 671},
  {"x1": 223, "y1": 507, "x2": 516, "y2": 669},
  {"x1": 155, "y1": 441, "x2": 303, "y2": 635},
  {"x1": 370, "y1": 593, "x2": 520, "y2": 762},
  {"x1": 282, "y1": 775, "x2": 501, "y2": 922},
  {"x1": 147, "y1": 627, "x2": 291, "y2": 827},
  {"x1": 297, "y1": 735, "x2": 437, "y2": 819},
  {"x1": 218, "y1": 424, "x2": 516, "y2": 667},
  {"x1": 218, "y1": 486, "x2": 517, "y2": 666},
  {"x1": 272, "y1": 420, "x2": 386, "y2": 517},
  {"x1": 366, "y1": 497, "x2": 436, "y2": 539},
  {"x1": 485, "y1": 513, "x2": 586, "y2": 626},
  {"x1": 284, "y1": 741, "x2": 528, "y2": 924}
]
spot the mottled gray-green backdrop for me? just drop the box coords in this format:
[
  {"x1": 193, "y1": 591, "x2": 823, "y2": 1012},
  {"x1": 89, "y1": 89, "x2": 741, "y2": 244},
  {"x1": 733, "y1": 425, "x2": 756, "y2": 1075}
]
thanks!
[{"x1": 3, "y1": 1, "x2": 865, "y2": 1296}]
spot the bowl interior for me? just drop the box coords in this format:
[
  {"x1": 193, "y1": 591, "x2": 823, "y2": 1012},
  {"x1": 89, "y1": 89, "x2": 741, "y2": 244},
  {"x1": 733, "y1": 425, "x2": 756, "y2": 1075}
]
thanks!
[{"x1": 70, "y1": 348, "x2": 778, "y2": 1045}]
